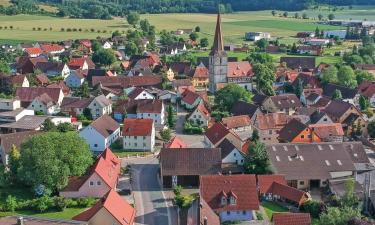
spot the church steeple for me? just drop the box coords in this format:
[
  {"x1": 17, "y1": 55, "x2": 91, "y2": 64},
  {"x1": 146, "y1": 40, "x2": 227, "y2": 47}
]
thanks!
[{"x1": 210, "y1": 13, "x2": 226, "y2": 56}]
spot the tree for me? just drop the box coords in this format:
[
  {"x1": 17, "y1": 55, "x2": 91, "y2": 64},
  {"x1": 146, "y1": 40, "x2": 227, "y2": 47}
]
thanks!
[
  {"x1": 294, "y1": 12, "x2": 299, "y2": 19},
  {"x1": 318, "y1": 14, "x2": 323, "y2": 21},
  {"x1": 189, "y1": 32, "x2": 199, "y2": 41},
  {"x1": 7, "y1": 144, "x2": 20, "y2": 183},
  {"x1": 332, "y1": 89, "x2": 342, "y2": 100},
  {"x1": 337, "y1": 66, "x2": 357, "y2": 88},
  {"x1": 166, "y1": 104, "x2": 175, "y2": 128},
  {"x1": 140, "y1": 19, "x2": 151, "y2": 33},
  {"x1": 91, "y1": 40, "x2": 101, "y2": 52},
  {"x1": 319, "y1": 207, "x2": 360, "y2": 225},
  {"x1": 255, "y1": 38, "x2": 269, "y2": 51},
  {"x1": 0, "y1": 60, "x2": 10, "y2": 74},
  {"x1": 247, "y1": 52, "x2": 273, "y2": 64},
  {"x1": 315, "y1": 27, "x2": 320, "y2": 38},
  {"x1": 200, "y1": 38, "x2": 209, "y2": 48},
  {"x1": 322, "y1": 66, "x2": 338, "y2": 84},
  {"x1": 83, "y1": 108, "x2": 92, "y2": 120},
  {"x1": 195, "y1": 26, "x2": 200, "y2": 32},
  {"x1": 56, "y1": 123, "x2": 74, "y2": 132},
  {"x1": 41, "y1": 118, "x2": 56, "y2": 131},
  {"x1": 17, "y1": 132, "x2": 93, "y2": 191},
  {"x1": 243, "y1": 141, "x2": 272, "y2": 174},
  {"x1": 295, "y1": 78, "x2": 303, "y2": 98},
  {"x1": 302, "y1": 12, "x2": 308, "y2": 19},
  {"x1": 271, "y1": 10, "x2": 276, "y2": 16},
  {"x1": 214, "y1": 84, "x2": 252, "y2": 112},
  {"x1": 92, "y1": 49, "x2": 116, "y2": 68},
  {"x1": 126, "y1": 12, "x2": 140, "y2": 27},
  {"x1": 359, "y1": 96, "x2": 370, "y2": 111},
  {"x1": 124, "y1": 42, "x2": 139, "y2": 56},
  {"x1": 355, "y1": 70, "x2": 375, "y2": 85},
  {"x1": 291, "y1": 43, "x2": 298, "y2": 53},
  {"x1": 340, "y1": 179, "x2": 359, "y2": 208},
  {"x1": 251, "y1": 129, "x2": 259, "y2": 142},
  {"x1": 328, "y1": 13, "x2": 335, "y2": 20},
  {"x1": 160, "y1": 128, "x2": 171, "y2": 141},
  {"x1": 253, "y1": 63, "x2": 275, "y2": 96},
  {"x1": 5, "y1": 195, "x2": 17, "y2": 212},
  {"x1": 283, "y1": 11, "x2": 288, "y2": 17},
  {"x1": 368, "y1": 120, "x2": 375, "y2": 139}
]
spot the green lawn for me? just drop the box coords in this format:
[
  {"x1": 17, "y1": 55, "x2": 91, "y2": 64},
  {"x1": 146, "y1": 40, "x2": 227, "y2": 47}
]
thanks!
[
  {"x1": 110, "y1": 140, "x2": 152, "y2": 158},
  {"x1": 0, "y1": 207, "x2": 87, "y2": 220},
  {"x1": 261, "y1": 202, "x2": 289, "y2": 219}
]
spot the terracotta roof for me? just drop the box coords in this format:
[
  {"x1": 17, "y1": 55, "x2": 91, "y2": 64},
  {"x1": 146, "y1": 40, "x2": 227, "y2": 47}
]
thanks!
[
  {"x1": 169, "y1": 62, "x2": 191, "y2": 75},
  {"x1": 310, "y1": 96, "x2": 330, "y2": 108},
  {"x1": 227, "y1": 61, "x2": 253, "y2": 77},
  {"x1": 268, "y1": 94, "x2": 302, "y2": 109},
  {"x1": 136, "y1": 99, "x2": 162, "y2": 113},
  {"x1": 257, "y1": 175, "x2": 287, "y2": 194},
  {"x1": 267, "y1": 182, "x2": 310, "y2": 206},
  {"x1": 25, "y1": 47, "x2": 42, "y2": 55},
  {"x1": 280, "y1": 57, "x2": 316, "y2": 70},
  {"x1": 47, "y1": 81, "x2": 70, "y2": 95},
  {"x1": 358, "y1": 80, "x2": 375, "y2": 98},
  {"x1": 11, "y1": 74, "x2": 27, "y2": 86},
  {"x1": 68, "y1": 57, "x2": 89, "y2": 69},
  {"x1": 273, "y1": 213, "x2": 311, "y2": 225},
  {"x1": 199, "y1": 199, "x2": 220, "y2": 225},
  {"x1": 40, "y1": 44, "x2": 64, "y2": 53},
  {"x1": 256, "y1": 113, "x2": 289, "y2": 130},
  {"x1": 230, "y1": 101, "x2": 258, "y2": 117},
  {"x1": 309, "y1": 123, "x2": 344, "y2": 139},
  {"x1": 195, "y1": 102, "x2": 210, "y2": 120},
  {"x1": 73, "y1": 190, "x2": 135, "y2": 225},
  {"x1": 324, "y1": 100, "x2": 354, "y2": 118},
  {"x1": 204, "y1": 122, "x2": 230, "y2": 145},
  {"x1": 0, "y1": 216, "x2": 88, "y2": 225},
  {"x1": 36, "y1": 74, "x2": 50, "y2": 85},
  {"x1": 164, "y1": 136, "x2": 187, "y2": 148},
  {"x1": 123, "y1": 118, "x2": 153, "y2": 136},
  {"x1": 354, "y1": 64, "x2": 375, "y2": 71},
  {"x1": 200, "y1": 175, "x2": 259, "y2": 212},
  {"x1": 181, "y1": 89, "x2": 201, "y2": 106},
  {"x1": 92, "y1": 76, "x2": 162, "y2": 89},
  {"x1": 35, "y1": 61, "x2": 66, "y2": 73},
  {"x1": 278, "y1": 119, "x2": 308, "y2": 142},
  {"x1": 61, "y1": 97, "x2": 92, "y2": 109},
  {"x1": 89, "y1": 115, "x2": 120, "y2": 138},
  {"x1": 127, "y1": 87, "x2": 148, "y2": 99},
  {"x1": 0, "y1": 131, "x2": 40, "y2": 155},
  {"x1": 190, "y1": 62, "x2": 208, "y2": 78},
  {"x1": 222, "y1": 115, "x2": 251, "y2": 130},
  {"x1": 16, "y1": 87, "x2": 62, "y2": 104},
  {"x1": 35, "y1": 93, "x2": 55, "y2": 106},
  {"x1": 292, "y1": 73, "x2": 321, "y2": 89},
  {"x1": 160, "y1": 148, "x2": 221, "y2": 176}
]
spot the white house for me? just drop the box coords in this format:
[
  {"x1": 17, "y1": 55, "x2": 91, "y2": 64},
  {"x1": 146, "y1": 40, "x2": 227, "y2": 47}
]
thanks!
[
  {"x1": 27, "y1": 93, "x2": 60, "y2": 115},
  {"x1": 245, "y1": 32, "x2": 271, "y2": 41},
  {"x1": 136, "y1": 99, "x2": 165, "y2": 128},
  {"x1": 0, "y1": 98, "x2": 21, "y2": 111},
  {"x1": 187, "y1": 102, "x2": 210, "y2": 127},
  {"x1": 126, "y1": 87, "x2": 155, "y2": 100},
  {"x1": 123, "y1": 118, "x2": 155, "y2": 152},
  {"x1": 102, "y1": 41, "x2": 113, "y2": 49},
  {"x1": 65, "y1": 70, "x2": 85, "y2": 87},
  {"x1": 79, "y1": 115, "x2": 120, "y2": 153},
  {"x1": 87, "y1": 95, "x2": 112, "y2": 120},
  {"x1": 217, "y1": 139, "x2": 245, "y2": 165}
]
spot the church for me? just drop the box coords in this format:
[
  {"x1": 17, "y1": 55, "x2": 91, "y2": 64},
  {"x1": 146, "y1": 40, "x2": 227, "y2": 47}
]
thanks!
[{"x1": 209, "y1": 13, "x2": 254, "y2": 93}]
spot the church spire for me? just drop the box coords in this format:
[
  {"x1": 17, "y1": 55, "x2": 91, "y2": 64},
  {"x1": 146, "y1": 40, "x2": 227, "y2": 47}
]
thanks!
[{"x1": 210, "y1": 13, "x2": 225, "y2": 56}]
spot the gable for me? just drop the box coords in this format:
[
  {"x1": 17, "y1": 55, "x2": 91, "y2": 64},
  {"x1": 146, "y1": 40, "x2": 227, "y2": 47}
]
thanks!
[{"x1": 222, "y1": 148, "x2": 244, "y2": 162}]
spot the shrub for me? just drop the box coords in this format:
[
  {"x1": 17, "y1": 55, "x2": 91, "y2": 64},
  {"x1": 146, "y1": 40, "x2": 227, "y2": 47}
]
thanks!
[
  {"x1": 77, "y1": 197, "x2": 96, "y2": 207},
  {"x1": 61, "y1": 28, "x2": 65, "y2": 32},
  {"x1": 301, "y1": 200, "x2": 326, "y2": 218},
  {"x1": 34, "y1": 195, "x2": 52, "y2": 212},
  {"x1": 37, "y1": 27, "x2": 41, "y2": 31},
  {"x1": 66, "y1": 198, "x2": 78, "y2": 208},
  {"x1": 67, "y1": 28, "x2": 72, "y2": 32},
  {"x1": 4, "y1": 195, "x2": 17, "y2": 212},
  {"x1": 54, "y1": 196, "x2": 68, "y2": 211}
]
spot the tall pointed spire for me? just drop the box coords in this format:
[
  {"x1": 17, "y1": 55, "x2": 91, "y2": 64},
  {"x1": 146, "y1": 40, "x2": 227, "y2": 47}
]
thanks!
[{"x1": 210, "y1": 13, "x2": 226, "y2": 56}]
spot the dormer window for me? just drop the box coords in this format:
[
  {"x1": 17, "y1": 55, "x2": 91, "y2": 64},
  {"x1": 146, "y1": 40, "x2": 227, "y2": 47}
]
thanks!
[
  {"x1": 230, "y1": 196, "x2": 236, "y2": 205},
  {"x1": 221, "y1": 196, "x2": 227, "y2": 206}
]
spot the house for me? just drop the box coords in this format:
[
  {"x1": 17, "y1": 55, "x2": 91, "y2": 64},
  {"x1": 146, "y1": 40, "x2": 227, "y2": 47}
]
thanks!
[
  {"x1": 0, "y1": 131, "x2": 40, "y2": 165},
  {"x1": 217, "y1": 138, "x2": 245, "y2": 166},
  {"x1": 245, "y1": 32, "x2": 271, "y2": 41},
  {"x1": 24, "y1": 47, "x2": 43, "y2": 57},
  {"x1": 309, "y1": 110, "x2": 333, "y2": 124},
  {"x1": 265, "y1": 182, "x2": 311, "y2": 207},
  {"x1": 65, "y1": 70, "x2": 86, "y2": 87},
  {"x1": 266, "y1": 142, "x2": 369, "y2": 190},
  {"x1": 79, "y1": 115, "x2": 120, "y2": 153},
  {"x1": 189, "y1": 62, "x2": 209, "y2": 87},
  {"x1": 126, "y1": 87, "x2": 155, "y2": 100},
  {"x1": 0, "y1": 98, "x2": 20, "y2": 111},
  {"x1": 354, "y1": 64, "x2": 375, "y2": 76},
  {"x1": 78, "y1": 40, "x2": 92, "y2": 53},
  {"x1": 73, "y1": 190, "x2": 135, "y2": 225},
  {"x1": 230, "y1": 101, "x2": 259, "y2": 120},
  {"x1": 309, "y1": 123, "x2": 344, "y2": 142},
  {"x1": 280, "y1": 57, "x2": 316, "y2": 71},
  {"x1": 60, "y1": 97, "x2": 92, "y2": 117},
  {"x1": 358, "y1": 80, "x2": 375, "y2": 107},
  {"x1": 102, "y1": 41, "x2": 113, "y2": 49},
  {"x1": 161, "y1": 42, "x2": 187, "y2": 55},
  {"x1": 226, "y1": 61, "x2": 253, "y2": 91},
  {"x1": 262, "y1": 94, "x2": 302, "y2": 115},
  {"x1": 27, "y1": 93, "x2": 60, "y2": 115},
  {"x1": 0, "y1": 216, "x2": 88, "y2": 225},
  {"x1": 323, "y1": 100, "x2": 367, "y2": 135},
  {"x1": 11, "y1": 74, "x2": 29, "y2": 88},
  {"x1": 200, "y1": 175, "x2": 259, "y2": 222},
  {"x1": 323, "y1": 83, "x2": 359, "y2": 105},
  {"x1": 135, "y1": 99, "x2": 164, "y2": 128},
  {"x1": 92, "y1": 76, "x2": 162, "y2": 90},
  {"x1": 16, "y1": 56, "x2": 48, "y2": 74},
  {"x1": 257, "y1": 175, "x2": 287, "y2": 195},
  {"x1": 68, "y1": 57, "x2": 95, "y2": 70},
  {"x1": 40, "y1": 44, "x2": 65, "y2": 55},
  {"x1": 187, "y1": 102, "x2": 210, "y2": 127},
  {"x1": 15, "y1": 87, "x2": 64, "y2": 108},
  {"x1": 0, "y1": 115, "x2": 71, "y2": 133},
  {"x1": 35, "y1": 61, "x2": 70, "y2": 78},
  {"x1": 181, "y1": 89, "x2": 202, "y2": 110},
  {"x1": 47, "y1": 81, "x2": 70, "y2": 96},
  {"x1": 297, "y1": 45, "x2": 323, "y2": 56},
  {"x1": 272, "y1": 213, "x2": 311, "y2": 225},
  {"x1": 163, "y1": 136, "x2": 187, "y2": 148},
  {"x1": 0, "y1": 108, "x2": 35, "y2": 124},
  {"x1": 167, "y1": 62, "x2": 191, "y2": 81},
  {"x1": 324, "y1": 30, "x2": 347, "y2": 39},
  {"x1": 123, "y1": 118, "x2": 155, "y2": 152},
  {"x1": 222, "y1": 115, "x2": 252, "y2": 133},
  {"x1": 60, "y1": 148, "x2": 120, "y2": 198},
  {"x1": 187, "y1": 198, "x2": 220, "y2": 225},
  {"x1": 278, "y1": 119, "x2": 321, "y2": 143},
  {"x1": 304, "y1": 38, "x2": 330, "y2": 46},
  {"x1": 204, "y1": 122, "x2": 242, "y2": 150},
  {"x1": 253, "y1": 112, "x2": 289, "y2": 144},
  {"x1": 35, "y1": 74, "x2": 50, "y2": 86},
  {"x1": 87, "y1": 95, "x2": 112, "y2": 120},
  {"x1": 160, "y1": 148, "x2": 221, "y2": 188}
]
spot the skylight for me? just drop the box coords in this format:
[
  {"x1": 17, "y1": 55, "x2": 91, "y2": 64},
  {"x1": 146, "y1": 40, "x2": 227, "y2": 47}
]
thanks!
[
  {"x1": 325, "y1": 160, "x2": 330, "y2": 166},
  {"x1": 329, "y1": 145, "x2": 334, "y2": 150},
  {"x1": 318, "y1": 145, "x2": 323, "y2": 150},
  {"x1": 337, "y1": 160, "x2": 342, "y2": 166},
  {"x1": 276, "y1": 156, "x2": 280, "y2": 161},
  {"x1": 283, "y1": 146, "x2": 288, "y2": 151}
]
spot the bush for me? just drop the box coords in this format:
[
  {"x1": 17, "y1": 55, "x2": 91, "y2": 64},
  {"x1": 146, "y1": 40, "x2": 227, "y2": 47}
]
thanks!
[
  {"x1": 183, "y1": 122, "x2": 204, "y2": 134},
  {"x1": 66, "y1": 198, "x2": 78, "y2": 208},
  {"x1": 34, "y1": 195, "x2": 52, "y2": 212},
  {"x1": 4, "y1": 195, "x2": 17, "y2": 212},
  {"x1": 54, "y1": 196, "x2": 68, "y2": 211},
  {"x1": 301, "y1": 200, "x2": 326, "y2": 218},
  {"x1": 77, "y1": 197, "x2": 96, "y2": 207}
]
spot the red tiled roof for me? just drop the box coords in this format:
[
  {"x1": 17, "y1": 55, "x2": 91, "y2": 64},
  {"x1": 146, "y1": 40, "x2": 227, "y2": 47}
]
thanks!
[
  {"x1": 73, "y1": 190, "x2": 135, "y2": 225},
  {"x1": 181, "y1": 89, "x2": 201, "y2": 105},
  {"x1": 25, "y1": 47, "x2": 42, "y2": 55},
  {"x1": 36, "y1": 74, "x2": 50, "y2": 85},
  {"x1": 68, "y1": 58, "x2": 87, "y2": 69},
  {"x1": 267, "y1": 182, "x2": 310, "y2": 206},
  {"x1": 358, "y1": 80, "x2": 375, "y2": 98},
  {"x1": 256, "y1": 113, "x2": 289, "y2": 130},
  {"x1": 191, "y1": 63, "x2": 208, "y2": 78},
  {"x1": 48, "y1": 80, "x2": 70, "y2": 96},
  {"x1": 227, "y1": 61, "x2": 253, "y2": 77},
  {"x1": 15, "y1": 87, "x2": 62, "y2": 104},
  {"x1": 92, "y1": 76, "x2": 162, "y2": 89},
  {"x1": 200, "y1": 175, "x2": 259, "y2": 212},
  {"x1": 11, "y1": 74, "x2": 27, "y2": 86},
  {"x1": 136, "y1": 99, "x2": 163, "y2": 114},
  {"x1": 123, "y1": 118, "x2": 153, "y2": 136},
  {"x1": 204, "y1": 122, "x2": 230, "y2": 145},
  {"x1": 164, "y1": 136, "x2": 187, "y2": 148},
  {"x1": 257, "y1": 175, "x2": 287, "y2": 194},
  {"x1": 222, "y1": 115, "x2": 251, "y2": 129},
  {"x1": 79, "y1": 40, "x2": 92, "y2": 48},
  {"x1": 195, "y1": 102, "x2": 210, "y2": 120},
  {"x1": 273, "y1": 213, "x2": 311, "y2": 225},
  {"x1": 309, "y1": 123, "x2": 344, "y2": 139},
  {"x1": 40, "y1": 44, "x2": 64, "y2": 53}
]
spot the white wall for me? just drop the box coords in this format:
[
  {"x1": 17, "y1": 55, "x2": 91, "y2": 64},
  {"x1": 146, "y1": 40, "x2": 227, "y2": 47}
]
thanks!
[
  {"x1": 65, "y1": 74, "x2": 84, "y2": 87},
  {"x1": 0, "y1": 99, "x2": 20, "y2": 111},
  {"x1": 80, "y1": 126, "x2": 106, "y2": 153},
  {"x1": 220, "y1": 210, "x2": 253, "y2": 222},
  {"x1": 222, "y1": 149, "x2": 245, "y2": 165}
]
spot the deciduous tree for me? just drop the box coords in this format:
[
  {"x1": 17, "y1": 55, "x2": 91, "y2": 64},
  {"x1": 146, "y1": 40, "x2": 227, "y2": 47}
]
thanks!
[
  {"x1": 214, "y1": 84, "x2": 252, "y2": 112},
  {"x1": 243, "y1": 141, "x2": 272, "y2": 174}
]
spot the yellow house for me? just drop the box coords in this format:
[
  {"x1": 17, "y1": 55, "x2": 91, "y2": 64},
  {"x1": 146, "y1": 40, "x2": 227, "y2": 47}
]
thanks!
[{"x1": 190, "y1": 62, "x2": 209, "y2": 87}]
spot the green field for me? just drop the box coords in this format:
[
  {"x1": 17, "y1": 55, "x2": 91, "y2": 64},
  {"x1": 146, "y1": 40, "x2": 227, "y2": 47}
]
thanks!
[{"x1": 261, "y1": 202, "x2": 289, "y2": 219}]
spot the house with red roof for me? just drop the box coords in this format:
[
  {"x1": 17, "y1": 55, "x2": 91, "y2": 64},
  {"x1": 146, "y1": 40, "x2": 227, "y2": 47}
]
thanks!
[
  {"x1": 257, "y1": 175, "x2": 287, "y2": 195},
  {"x1": 200, "y1": 174, "x2": 259, "y2": 222},
  {"x1": 272, "y1": 213, "x2": 311, "y2": 225},
  {"x1": 11, "y1": 74, "x2": 29, "y2": 88},
  {"x1": 163, "y1": 136, "x2": 187, "y2": 148},
  {"x1": 122, "y1": 118, "x2": 155, "y2": 152},
  {"x1": 265, "y1": 182, "x2": 311, "y2": 207},
  {"x1": 189, "y1": 62, "x2": 209, "y2": 87},
  {"x1": 24, "y1": 47, "x2": 43, "y2": 58},
  {"x1": 15, "y1": 86, "x2": 64, "y2": 108},
  {"x1": 126, "y1": 87, "x2": 155, "y2": 100},
  {"x1": 187, "y1": 102, "x2": 211, "y2": 127},
  {"x1": 253, "y1": 112, "x2": 290, "y2": 144},
  {"x1": 222, "y1": 115, "x2": 252, "y2": 133},
  {"x1": 73, "y1": 190, "x2": 135, "y2": 225},
  {"x1": 359, "y1": 80, "x2": 375, "y2": 107},
  {"x1": 60, "y1": 148, "x2": 120, "y2": 198},
  {"x1": 40, "y1": 44, "x2": 65, "y2": 55},
  {"x1": 68, "y1": 57, "x2": 95, "y2": 70},
  {"x1": 204, "y1": 122, "x2": 242, "y2": 151},
  {"x1": 78, "y1": 40, "x2": 92, "y2": 53},
  {"x1": 27, "y1": 92, "x2": 60, "y2": 115},
  {"x1": 79, "y1": 115, "x2": 120, "y2": 153},
  {"x1": 181, "y1": 89, "x2": 202, "y2": 110}
]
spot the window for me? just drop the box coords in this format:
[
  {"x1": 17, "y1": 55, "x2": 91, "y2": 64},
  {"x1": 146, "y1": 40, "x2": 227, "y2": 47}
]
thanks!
[
  {"x1": 234, "y1": 153, "x2": 236, "y2": 156},
  {"x1": 226, "y1": 211, "x2": 230, "y2": 215},
  {"x1": 97, "y1": 181, "x2": 101, "y2": 185},
  {"x1": 143, "y1": 136, "x2": 146, "y2": 140},
  {"x1": 89, "y1": 181, "x2": 94, "y2": 186},
  {"x1": 301, "y1": 135, "x2": 305, "y2": 139},
  {"x1": 221, "y1": 197, "x2": 226, "y2": 206},
  {"x1": 94, "y1": 144, "x2": 98, "y2": 147},
  {"x1": 242, "y1": 211, "x2": 246, "y2": 215},
  {"x1": 230, "y1": 196, "x2": 236, "y2": 205},
  {"x1": 269, "y1": 130, "x2": 272, "y2": 135},
  {"x1": 143, "y1": 143, "x2": 146, "y2": 147},
  {"x1": 134, "y1": 143, "x2": 137, "y2": 147},
  {"x1": 299, "y1": 181, "x2": 305, "y2": 185}
]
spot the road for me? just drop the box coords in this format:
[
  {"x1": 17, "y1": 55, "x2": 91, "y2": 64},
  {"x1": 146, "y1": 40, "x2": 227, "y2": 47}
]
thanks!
[{"x1": 122, "y1": 156, "x2": 177, "y2": 225}]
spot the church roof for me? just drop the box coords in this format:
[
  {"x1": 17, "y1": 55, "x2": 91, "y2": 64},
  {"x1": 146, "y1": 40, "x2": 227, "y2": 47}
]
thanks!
[{"x1": 210, "y1": 13, "x2": 227, "y2": 57}]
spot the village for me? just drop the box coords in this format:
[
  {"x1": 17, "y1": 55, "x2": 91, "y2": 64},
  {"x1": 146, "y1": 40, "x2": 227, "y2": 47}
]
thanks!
[{"x1": 1, "y1": 7, "x2": 375, "y2": 225}]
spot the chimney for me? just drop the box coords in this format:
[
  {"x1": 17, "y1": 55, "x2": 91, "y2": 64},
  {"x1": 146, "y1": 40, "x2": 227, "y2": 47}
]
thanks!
[
  {"x1": 203, "y1": 216, "x2": 208, "y2": 225},
  {"x1": 17, "y1": 217, "x2": 24, "y2": 225}
]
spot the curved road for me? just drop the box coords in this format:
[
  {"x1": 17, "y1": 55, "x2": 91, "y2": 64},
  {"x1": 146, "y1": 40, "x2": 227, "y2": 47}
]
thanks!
[{"x1": 122, "y1": 156, "x2": 176, "y2": 225}]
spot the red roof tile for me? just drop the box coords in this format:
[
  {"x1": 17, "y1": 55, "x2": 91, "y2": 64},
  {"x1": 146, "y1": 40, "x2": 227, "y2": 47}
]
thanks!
[
  {"x1": 256, "y1": 113, "x2": 289, "y2": 130},
  {"x1": 164, "y1": 136, "x2": 188, "y2": 148},
  {"x1": 195, "y1": 102, "x2": 210, "y2": 120},
  {"x1": 123, "y1": 118, "x2": 153, "y2": 136},
  {"x1": 40, "y1": 44, "x2": 64, "y2": 53},
  {"x1": 267, "y1": 182, "x2": 310, "y2": 206},
  {"x1": 181, "y1": 89, "x2": 201, "y2": 106},
  {"x1": 25, "y1": 47, "x2": 43, "y2": 55},
  {"x1": 36, "y1": 74, "x2": 50, "y2": 85},
  {"x1": 273, "y1": 213, "x2": 311, "y2": 225},
  {"x1": 15, "y1": 87, "x2": 62, "y2": 104},
  {"x1": 227, "y1": 61, "x2": 253, "y2": 77},
  {"x1": 204, "y1": 122, "x2": 230, "y2": 145},
  {"x1": 222, "y1": 115, "x2": 251, "y2": 129},
  {"x1": 257, "y1": 175, "x2": 287, "y2": 194},
  {"x1": 309, "y1": 123, "x2": 344, "y2": 139},
  {"x1": 200, "y1": 175, "x2": 259, "y2": 212},
  {"x1": 191, "y1": 63, "x2": 208, "y2": 78},
  {"x1": 73, "y1": 190, "x2": 135, "y2": 225}
]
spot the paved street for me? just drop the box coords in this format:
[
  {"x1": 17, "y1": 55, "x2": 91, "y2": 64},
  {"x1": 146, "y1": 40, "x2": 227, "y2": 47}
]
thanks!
[{"x1": 122, "y1": 156, "x2": 177, "y2": 225}]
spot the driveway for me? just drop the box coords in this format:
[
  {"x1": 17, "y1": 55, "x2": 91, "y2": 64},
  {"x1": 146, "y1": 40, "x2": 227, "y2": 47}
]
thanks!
[{"x1": 122, "y1": 156, "x2": 177, "y2": 225}]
